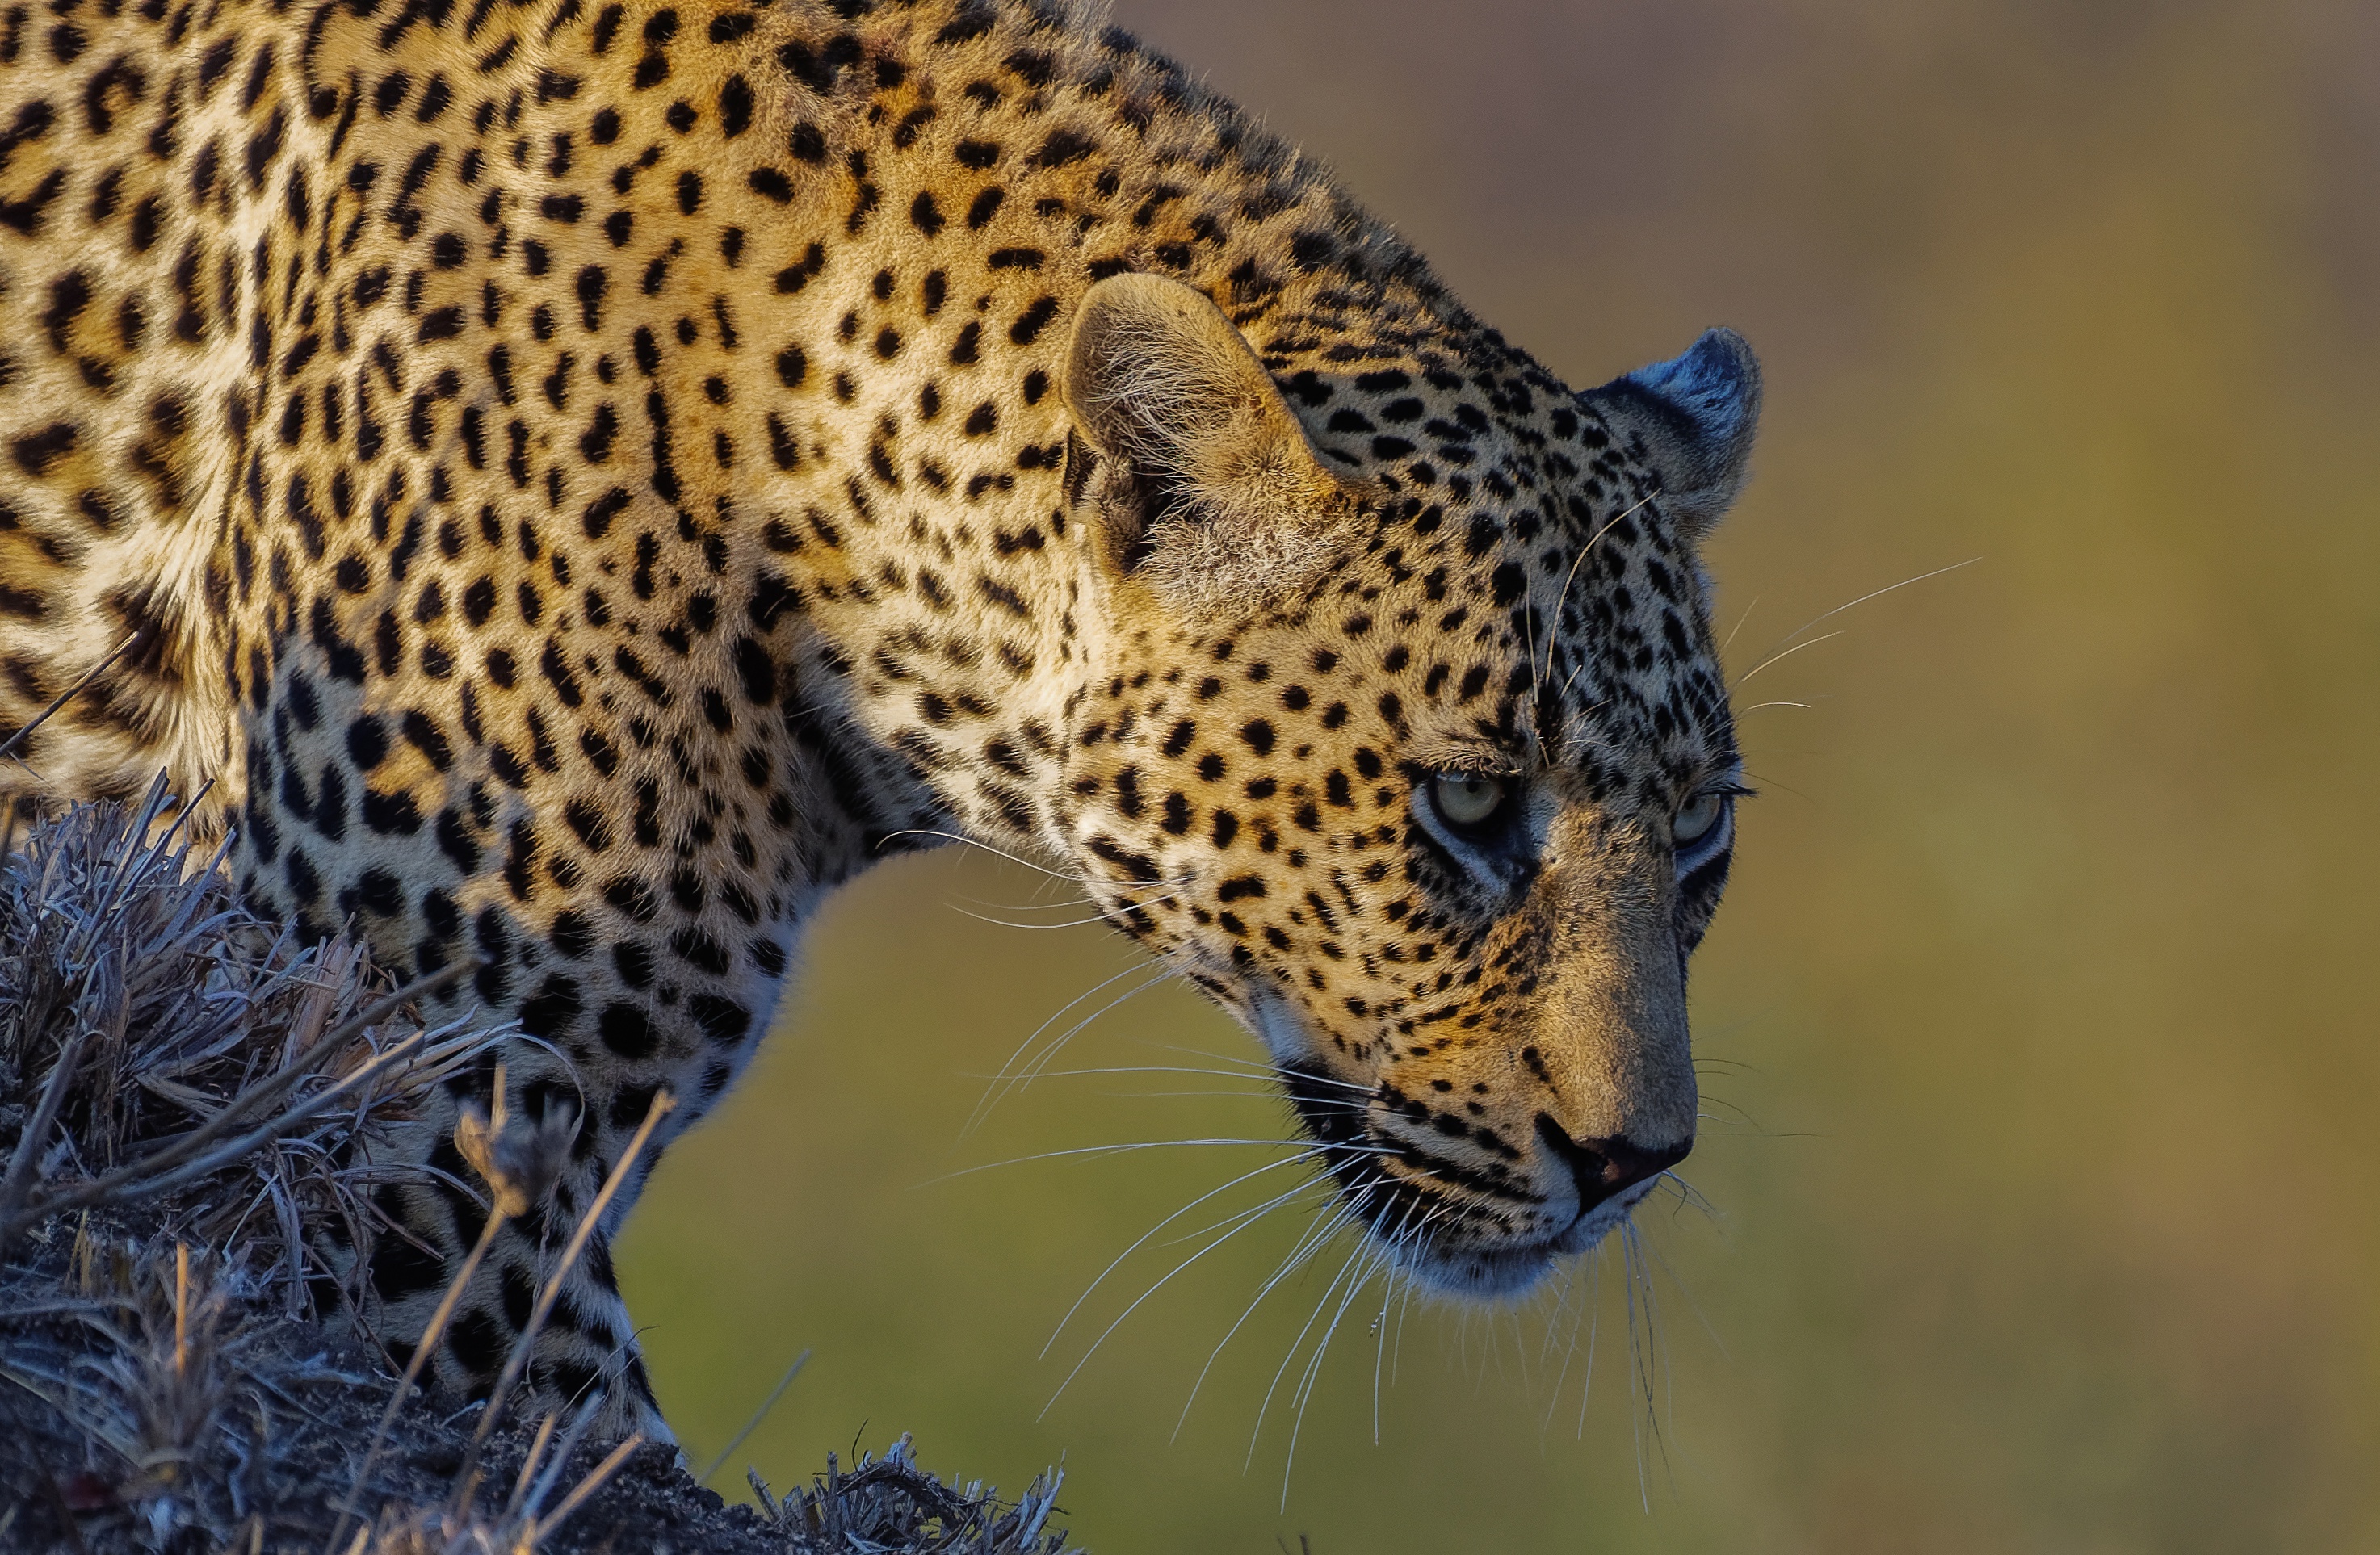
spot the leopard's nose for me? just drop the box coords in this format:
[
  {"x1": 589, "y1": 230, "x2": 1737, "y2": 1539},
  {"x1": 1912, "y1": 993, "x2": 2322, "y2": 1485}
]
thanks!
[{"x1": 1534, "y1": 1113, "x2": 1691, "y2": 1213}]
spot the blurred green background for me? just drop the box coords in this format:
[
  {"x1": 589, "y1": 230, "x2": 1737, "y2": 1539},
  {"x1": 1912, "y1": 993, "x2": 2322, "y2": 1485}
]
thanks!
[{"x1": 617, "y1": 1, "x2": 2380, "y2": 1548}]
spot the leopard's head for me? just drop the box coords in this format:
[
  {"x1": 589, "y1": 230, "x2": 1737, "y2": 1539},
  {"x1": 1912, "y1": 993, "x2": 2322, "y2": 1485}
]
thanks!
[{"x1": 1054, "y1": 275, "x2": 1759, "y2": 1298}]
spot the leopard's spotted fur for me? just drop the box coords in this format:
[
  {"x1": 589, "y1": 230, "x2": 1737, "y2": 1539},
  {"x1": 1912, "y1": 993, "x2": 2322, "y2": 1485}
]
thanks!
[{"x1": 0, "y1": 0, "x2": 1761, "y2": 1433}]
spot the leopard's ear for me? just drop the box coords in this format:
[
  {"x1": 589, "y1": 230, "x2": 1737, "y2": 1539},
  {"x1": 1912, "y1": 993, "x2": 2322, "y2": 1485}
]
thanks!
[
  {"x1": 1063, "y1": 273, "x2": 1356, "y2": 612},
  {"x1": 1580, "y1": 329, "x2": 1762, "y2": 537}
]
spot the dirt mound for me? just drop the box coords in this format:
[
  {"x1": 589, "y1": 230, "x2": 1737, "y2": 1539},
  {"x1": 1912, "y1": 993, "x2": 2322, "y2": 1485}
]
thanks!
[{"x1": 0, "y1": 790, "x2": 1076, "y2": 1554}]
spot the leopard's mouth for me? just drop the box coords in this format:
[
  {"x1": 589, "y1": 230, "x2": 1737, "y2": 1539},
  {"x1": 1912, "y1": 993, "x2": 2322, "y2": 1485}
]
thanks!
[
  {"x1": 1270, "y1": 1058, "x2": 1660, "y2": 1301},
  {"x1": 1342, "y1": 1168, "x2": 1662, "y2": 1300}
]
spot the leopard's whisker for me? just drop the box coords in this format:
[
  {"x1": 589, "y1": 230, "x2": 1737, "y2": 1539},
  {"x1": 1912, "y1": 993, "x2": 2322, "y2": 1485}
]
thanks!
[
  {"x1": 1725, "y1": 557, "x2": 1983, "y2": 702},
  {"x1": 1620, "y1": 1220, "x2": 1681, "y2": 1509},
  {"x1": 1040, "y1": 1149, "x2": 1331, "y2": 1360},
  {"x1": 1539, "y1": 1261, "x2": 1584, "y2": 1438},
  {"x1": 999, "y1": 969, "x2": 1182, "y2": 1106},
  {"x1": 1541, "y1": 493, "x2": 1660, "y2": 685},
  {"x1": 1040, "y1": 1169, "x2": 1329, "y2": 1419},
  {"x1": 1250, "y1": 1189, "x2": 1450, "y2": 1476},
  {"x1": 1719, "y1": 593, "x2": 1761, "y2": 655},
  {"x1": 1249, "y1": 1232, "x2": 1373, "y2": 1486},
  {"x1": 947, "y1": 888, "x2": 1102, "y2": 917},
  {"x1": 967, "y1": 1062, "x2": 1356, "y2": 1092},
  {"x1": 1090, "y1": 1088, "x2": 1361, "y2": 1104},
  {"x1": 924, "y1": 1138, "x2": 1394, "y2": 1186},
  {"x1": 1348, "y1": 1195, "x2": 1438, "y2": 1446},
  {"x1": 1136, "y1": 1045, "x2": 1380, "y2": 1096},
  {"x1": 1176, "y1": 1195, "x2": 1370, "y2": 1443},
  {"x1": 875, "y1": 828, "x2": 1089, "y2": 887},
  {"x1": 1369, "y1": 1257, "x2": 1399, "y2": 1444},
  {"x1": 1656, "y1": 1168, "x2": 1724, "y2": 1222},
  {"x1": 1730, "y1": 628, "x2": 1845, "y2": 689},
  {"x1": 1576, "y1": 1247, "x2": 1609, "y2": 1440},
  {"x1": 1280, "y1": 1234, "x2": 1390, "y2": 1508},
  {"x1": 960, "y1": 963, "x2": 1168, "y2": 1138},
  {"x1": 1769, "y1": 555, "x2": 1982, "y2": 650},
  {"x1": 1155, "y1": 1182, "x2": 1339, "y2": 1255},
  {"x1": 947, "y1": 899, "x2": 1179, "y2": 933}
]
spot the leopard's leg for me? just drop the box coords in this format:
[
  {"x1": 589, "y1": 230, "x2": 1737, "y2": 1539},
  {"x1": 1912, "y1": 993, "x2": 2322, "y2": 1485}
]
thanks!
[
  {"x1": 239, "y1": 615, "x2": 906, "y2": 1436},
  {"x1": 350, "y1": 1054, "x2": 682, "y2": 1440}
]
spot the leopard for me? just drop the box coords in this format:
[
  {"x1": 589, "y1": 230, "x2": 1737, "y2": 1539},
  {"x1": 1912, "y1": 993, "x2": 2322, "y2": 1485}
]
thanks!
[{"x1": 0, "y1": 0, "x2": 1761, "y2": 1439}]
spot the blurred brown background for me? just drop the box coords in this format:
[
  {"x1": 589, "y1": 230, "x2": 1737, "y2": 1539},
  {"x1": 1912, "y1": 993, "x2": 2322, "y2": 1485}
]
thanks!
[{"x1": 617, "y1": 1, "x2": 2380, "y2": 1549}]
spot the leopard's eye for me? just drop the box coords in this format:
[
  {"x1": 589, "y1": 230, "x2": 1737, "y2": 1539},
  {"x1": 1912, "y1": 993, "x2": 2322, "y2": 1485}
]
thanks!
[
  {"x1": 1673, "y1": 790, "x2": 1726, "y2": 848},
  {"x1": 1429, "y1": 771, "x2": 1508, "y2": 830}
]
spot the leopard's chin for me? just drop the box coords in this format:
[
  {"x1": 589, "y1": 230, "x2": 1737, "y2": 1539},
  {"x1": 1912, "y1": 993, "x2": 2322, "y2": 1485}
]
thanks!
[{"x1": 1372, "y1": 1177, "x2": 1662, "y2": 1301}]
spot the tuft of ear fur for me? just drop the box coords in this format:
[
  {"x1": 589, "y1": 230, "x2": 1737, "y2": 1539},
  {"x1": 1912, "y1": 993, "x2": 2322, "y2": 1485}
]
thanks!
[
  {"x1": 1063, "y1": 273, "x2": 1359, "y2": 614},
  {"x1": 1580, "y1": 329, "x2": 1763, "y2": 536}
]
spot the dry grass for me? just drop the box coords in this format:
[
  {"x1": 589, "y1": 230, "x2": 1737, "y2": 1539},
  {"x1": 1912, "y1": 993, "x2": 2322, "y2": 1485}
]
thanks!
[
  {"x1": 754, "y1": 1436, "x2": 1072, "y2": 1554},
  {"x1": 0, "y1": 776, "x2": 497, "y2": 1290},
  {"x1": 0, "y1": 791, "x2": 1080, "y2": 1554}
]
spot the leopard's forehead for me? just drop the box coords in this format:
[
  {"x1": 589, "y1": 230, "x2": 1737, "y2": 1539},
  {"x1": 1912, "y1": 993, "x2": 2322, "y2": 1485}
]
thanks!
[{"x1": 1232, "y1": 351, "x2": 1738, "y2": 810}]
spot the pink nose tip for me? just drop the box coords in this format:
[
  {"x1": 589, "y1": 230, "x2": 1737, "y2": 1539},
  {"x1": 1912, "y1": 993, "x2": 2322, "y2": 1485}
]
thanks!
[{"x1": 1534, "y1": 1114, "x2": 1692, "y2": 1213}]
